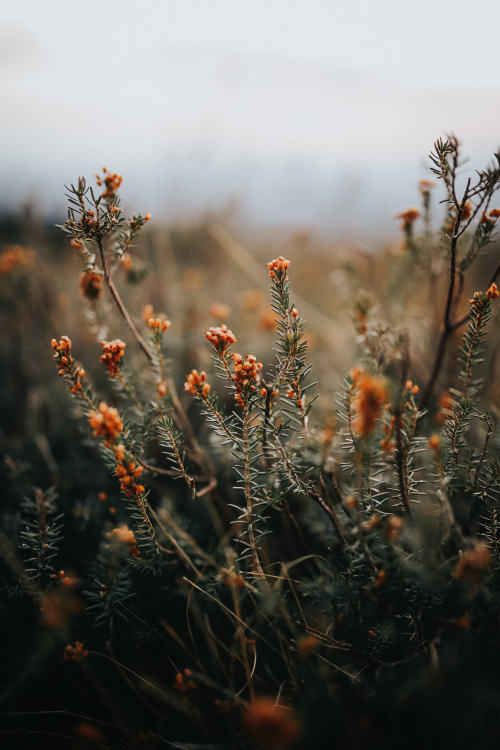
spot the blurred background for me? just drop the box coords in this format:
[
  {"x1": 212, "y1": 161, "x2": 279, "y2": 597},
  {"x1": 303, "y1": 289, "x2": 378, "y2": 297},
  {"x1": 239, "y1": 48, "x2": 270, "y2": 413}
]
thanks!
[{"x1": 2, "y1": 0, "x2": 500, "y2": 238}]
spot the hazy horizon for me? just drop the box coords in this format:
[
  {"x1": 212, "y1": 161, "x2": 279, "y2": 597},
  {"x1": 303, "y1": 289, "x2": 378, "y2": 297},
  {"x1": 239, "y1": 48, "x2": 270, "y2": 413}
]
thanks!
[{"x1": 2, "y1": 0, "x2": 500, "y2": 236}]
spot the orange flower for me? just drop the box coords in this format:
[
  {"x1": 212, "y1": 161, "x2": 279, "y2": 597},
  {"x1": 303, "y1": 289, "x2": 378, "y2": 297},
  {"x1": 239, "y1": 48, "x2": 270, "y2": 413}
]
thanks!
[
  {"x1": 210, "y1": 302, "x2": 231, "y2": 319},
  {"x1": 244, "y1": 697, "x2": 301, "y2": 750},
  {"x1": 89, "y1": 402, "x2": 123, "y2": 445},
  {"x1": 157, "y1": 380, "x2": 167, "y2": 398},
  {"x1": 146, "y1": 306, "x2": 171, "y2": 331},
  {"x1": 460, "y1": 201, "x2": 472, "y2": 222},
  {"x1": 396, "y1": 209, "x2": 419, "y2": 230},
  {"x1": 429, "y1": 434, "x2": 440, "y2": 452},
  {"x1": 419, "y1": 179, "x2": 435, "y2": 194},
  {"x1": 268, "y1": 256, "x2": 290, "y2": 281},
  {"x1": 486, "y1": 282, "x2": 499, "y2": 300},
  {"x1": 184, "y1": 369, "x2": 211, "y2": 398},
  {"x1": 352, "y1": 371, "x2": 388, "y2": 436},
  {"x1": 64, "y1": 641, "x2": 88, "y2": 663},
  {"x1": 205, "y1": 324, "x2": 237, "y2": 353},
  {"x1": 232, "y1": 353, "x2": 263, "y2": 406},
  {"x1": 115, "y1": 459, "x2": 145, "y2": 499},
  {"x1": 108, "y1": 524, "x2": 140, "y2": 557},
  {"x1": 99, "y1": 339, "x2": 125, "y2": 378},
  {"x1": 453, "y1": 544, "x2": 490, "y2": 583},
  {"x1": 79, "y1": 269, "x2": 102, "y2": 300},
  {"x1": 0, "y1": 244, "x2": 33, "y2": 273},
  {"x1": 489, "y1": 208, "x2": 500, "y2": 218},
  {"x1": 95, "y1": 167, "x2": 123, "y2": 197}
]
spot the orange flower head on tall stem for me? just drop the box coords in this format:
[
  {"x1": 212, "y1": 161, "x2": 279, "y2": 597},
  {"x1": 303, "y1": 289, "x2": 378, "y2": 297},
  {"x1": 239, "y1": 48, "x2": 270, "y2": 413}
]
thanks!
[
  {"x1": 268, "y1": 256, "x2": 290, "y2": 281},
  {"x1": 184, "y1": 369, "x2": 211, "y2": 398},
  {"x1": 352, "y1": 371, "x2": 388, "y2": 436},
  {"x1": 396, "y1": 209, "x2": 420, "y2": 231},
  {"x1": 89, "y1": 402, "x2": 123, "y2": 445},
  {"x1": 205, "y1": 324, "x2": 237, "y2": 354},
  {"x1": 99, "y1": 339, "x2": 126, "y2": 378},
  {"x1": 79, "y1": 269, "x2": 102, "y2": 300}
]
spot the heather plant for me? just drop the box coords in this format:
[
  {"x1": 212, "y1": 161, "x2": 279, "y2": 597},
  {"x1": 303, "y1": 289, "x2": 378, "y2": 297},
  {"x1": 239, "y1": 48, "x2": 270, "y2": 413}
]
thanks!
[{"x1": 1, "y1": 138, "x2": 500, "y2": 749}]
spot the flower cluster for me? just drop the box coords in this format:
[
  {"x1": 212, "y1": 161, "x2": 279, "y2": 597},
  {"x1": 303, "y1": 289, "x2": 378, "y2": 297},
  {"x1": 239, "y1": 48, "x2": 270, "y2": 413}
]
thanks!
[
  {"x1": 351, "y1": 370, "x2": 388, "y2": 437},
  {"x1": 108, "y1": 524, "x2": 140, "y2": 557},
  {"x1": 51, "y1": 336, "x2": 74, "y2": 375},
  {"x1": 99, "y1": 339, "x2": 126, "y2": 378},
  {"x1": 205, "y1": 324, "x2": 237, "y2": 353},
  {"x1": 184, "y1": 369, "x2": 211, "y2": 398},
  {"x1": 89, "y1": 402, "x2": 123, "y2": 446},
  {"x1": 243, "y1": 697, "x2": 301, "y2": 750},
  {"x1": 232, "y1": 353, "x2": 263, "y2": 407},
  {"x1": 143, "y1": 304, "x2": 171, "y2": 332},
  {"x1": 268, "y1": 256, "x2": 290, "y2": 281},
  {"x1": 486, "y1": 282, "x2": 499, "y2": 300},
  {"x1": 51, "y1": 336, "x2": 86, "y2": 394},
  {"x1": 115, "y1": 456, "x2": 145, "y2": 499},
  {"x1": 396, "y1": 209, "x2": 419, "y2": 230},
  {"x1": 64, "y1": 641, "x2": 88, "y2": 663},
  {"x1": 453, "y1": 544, "x2": 490, "y2": 583},
  {"x1": 95, "y1": 167, "x2": 123, "y2": 197},
  {"x1": 79, "y1": 269, "x2": 102, "y2": 300},
  {"x1": 0, "y1": 244, "x2": 33, "y2": 274},
  {"x1": 174, "y1": 668, "x2": 196, "y2": 692}
]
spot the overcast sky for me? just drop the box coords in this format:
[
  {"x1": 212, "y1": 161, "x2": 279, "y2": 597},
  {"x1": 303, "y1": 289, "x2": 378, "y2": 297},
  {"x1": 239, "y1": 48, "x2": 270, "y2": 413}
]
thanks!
[{"x1": 1, "y1": 0, "x2": 500, "y2": 233}]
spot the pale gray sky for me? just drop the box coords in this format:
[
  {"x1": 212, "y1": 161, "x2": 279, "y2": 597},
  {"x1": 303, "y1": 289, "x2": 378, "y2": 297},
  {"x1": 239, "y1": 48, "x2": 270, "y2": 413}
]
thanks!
[{"x1": 1, "y1": 0, "x2": 500, "y2": 232}]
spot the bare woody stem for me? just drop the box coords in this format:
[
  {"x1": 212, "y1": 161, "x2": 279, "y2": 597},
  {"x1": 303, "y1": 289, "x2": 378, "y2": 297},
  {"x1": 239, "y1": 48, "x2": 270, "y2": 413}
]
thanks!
[
  {"x1": 420, "y1": 186, "x2": 470, "y2": 410},
  {"x1": 97, "y1": 236, "x2": 153, "y2": 362},
  {"x1": 242, "y1": 404, "x2": 265, "y2": 577},
  {"x1": 96, "y1": 234, "x2": 216, "y2": 487}
]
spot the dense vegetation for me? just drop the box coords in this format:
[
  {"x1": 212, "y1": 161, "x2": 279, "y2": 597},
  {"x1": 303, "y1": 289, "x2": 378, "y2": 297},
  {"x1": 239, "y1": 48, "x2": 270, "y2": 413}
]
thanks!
[{"x1": 1, "y1": 137, "x2": 500, "y2": 749}]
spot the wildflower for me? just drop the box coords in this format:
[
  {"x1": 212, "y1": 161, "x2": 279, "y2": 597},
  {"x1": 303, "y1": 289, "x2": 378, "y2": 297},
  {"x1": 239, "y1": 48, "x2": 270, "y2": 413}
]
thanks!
[
  {"x1": 396, "y1": 209, "x2": 419, "y2": 230},
  {"x1": 297, "y1": 635, "x2": 318, "y2": 656},
  {"x1": 429, "y1": 434, "x2": 440, "y2": 452},
  {"x1": 98, "y1": 492, "x2": 107, "y2": 501},
  {"x1": 157, "y1": 380, "x2": 167, "y2": 398},
  {"x1": 64, "y1": 641, "x2": 88, "y2": 663},
  {"x1": 453, "y1": 544, "x2": 490, "y2": 583},
  {"x1": 51, "y1": 336, "x2": 74, "y2": 375},
  {"x1": 387, "y1": 515, "x2": 404, "y2": 541},
  {"x1": 489, "y1": 208, "x2": 500, "y2": 218},
  {"x1": 174, "y1": 668, "x2": 196, "y2": 692},
  {"x1": 99, "y1": 339, "x2": 126, "y2": 378},
  {"x1": 79, "y1": 269, "x2": 102, "y2": 300},
  {"x1": 184, "y1": 369, "x2": 211, "y2": 398},
  {"x1": 405, "y1": 379, "x2": 419, "y2": 395},
  {"x1": 108, "y1": 523, "x2": 140, "y2": 557},
  {"x1": 244, "y1": 697, "x2": 301, "y2": 750},
  {"x1": 95, "y1": 167, "x2": 123, "y2": 197},
  {"x1": 460, "y1": 201, "x2": 472, "y2": 222},
  {"x1": 268, "y1": 256, "x2": 290, "y2": 281},
  {"x1": 232, "y1": 353, "x2": 263, "y2": 407},
  {"x1": 486, "y1": 282, "x2": 499, "y2": 300},
  {"x1": 205, "y1": 323, "x2": 237, "y2": 353},
  {"x1": 435, "y1": 390, "x2": 453, "y2": 425},
  {"x1": 89, "y1": 402, "x2": 123, "y2": 445},
  {"x1": 259, "y1": 309, "x2": 277, "y2": 331},
  {"x1": 144, "y1": 213, "x2": 151, "y2": 221},
  {"x1": 70, "y1": 238, "x2": 83, "y2": 249},
  {"x1": 146, "y1": 307, "x2": 171, "y2": 331},
  {"x1": 0, "y1": 244, "x2": 32, "y2": 273},
  {"x1": 121, "y1": 253, "x2": 132, "y2": 271},
  {"x1": 352, "y1": 371, "x2": 388, "y2": 436},
  {"x1": 419, "y1": 179, "x2": 435, "y2": 194},
  {"x1": 374, "y1": 570, "x2": 386, "y2": 588},
  {"x1": 115, "y1": 460, "x2": 145, "y2": 499},
  {"x1": 210, "y1": 302, "x2": 231, "y2": 319}
]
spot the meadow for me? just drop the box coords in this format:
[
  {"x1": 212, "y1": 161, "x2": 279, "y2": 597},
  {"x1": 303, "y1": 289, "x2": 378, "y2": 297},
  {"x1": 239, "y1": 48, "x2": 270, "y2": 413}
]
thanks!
[{"x1": 1, "y1": 137, "x2": 500, "y2": 749}]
